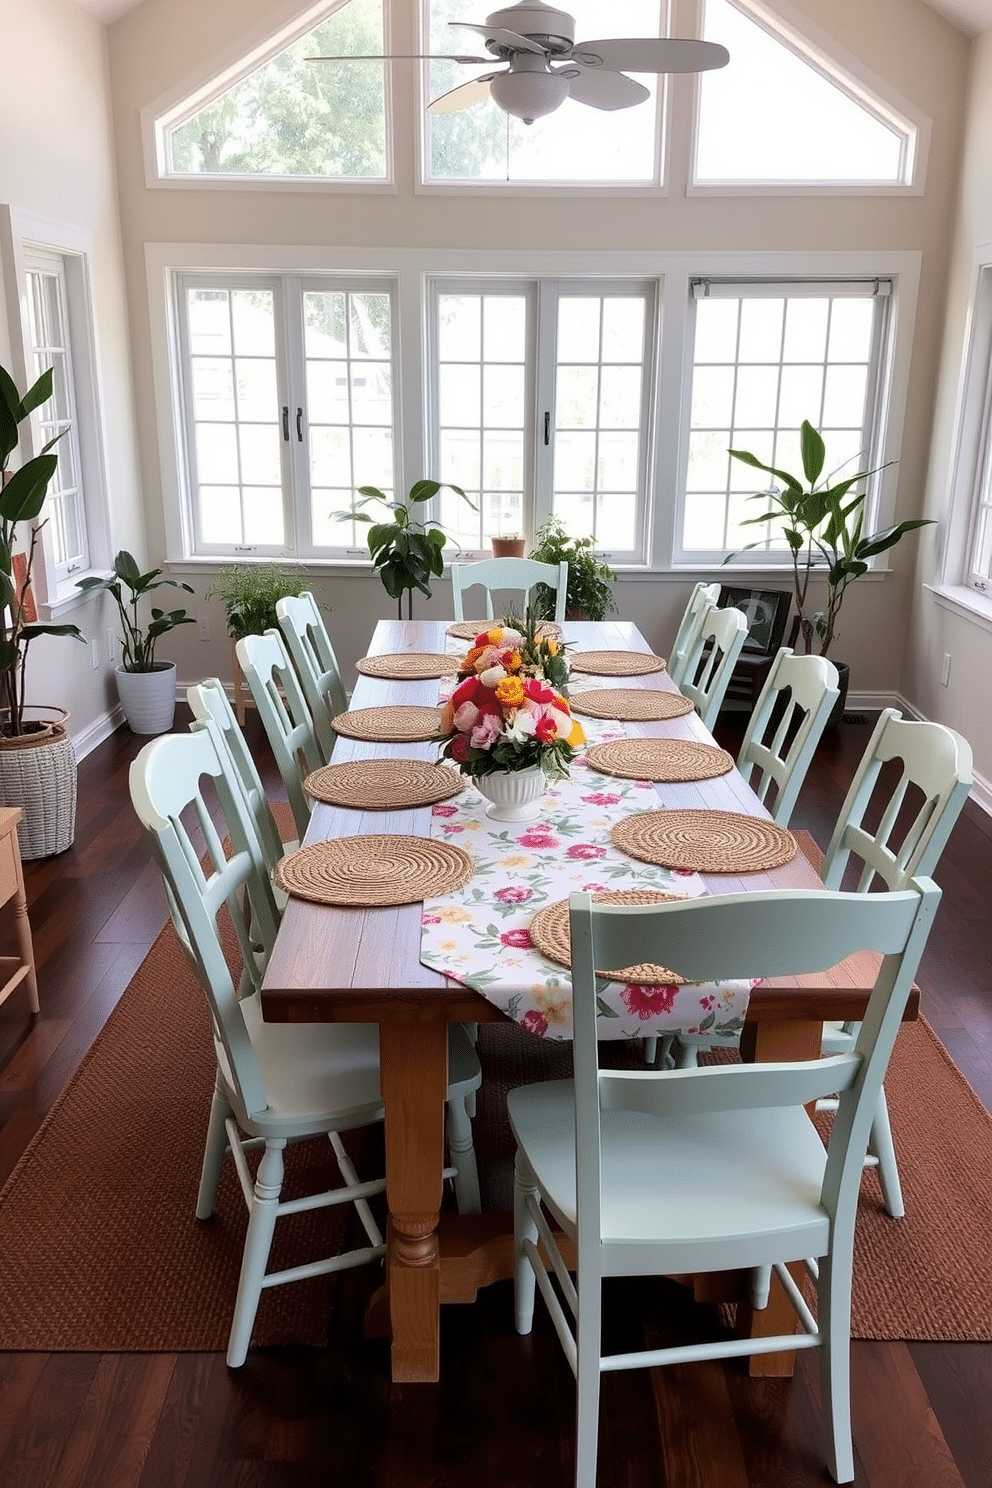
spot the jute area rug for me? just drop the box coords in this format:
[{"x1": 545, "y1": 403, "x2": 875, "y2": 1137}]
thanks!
[{"x1": 1, "y1": 919, "x2": 991, "y2": 1352}]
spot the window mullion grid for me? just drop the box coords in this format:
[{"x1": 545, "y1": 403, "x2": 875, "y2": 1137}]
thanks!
[{"x1": 533, "y1": 283, "x2": 557, "y2": 536}]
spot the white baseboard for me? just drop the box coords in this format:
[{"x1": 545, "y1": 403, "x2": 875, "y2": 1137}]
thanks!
[{"x1": 72, "y1": 704, "x2": 125, "y2": 762}]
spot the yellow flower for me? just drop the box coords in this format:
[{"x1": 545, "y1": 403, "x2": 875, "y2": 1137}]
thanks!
[
  {"x1": 486, "y1": 628, "x2": 504, "y2": 645},
  {"x1": 502, "y1": 649, "x2": 523, "y2": 672},
  {"x1": 533, "y1": 985, "x2": 570, "y2": 1026},
  {"x1": 439, "y1": 939, "x2": 460, "y2": 952},
  {"x1": 501, "y1": 853, "x2": 532, "y2": 868},
  {"x1": 435, "y1": 905, "x2": 473, "y2": 924},
  {"x1": 545, "y1": 638, "x2": 559, "y2": 655},
  {"x1": 495, "y1": 675, "x2": 525, "y2": 707}
]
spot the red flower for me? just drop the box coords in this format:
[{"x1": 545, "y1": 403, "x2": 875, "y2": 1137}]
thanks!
[
  {"x1": 518, "y1": 829, "x2": 559, "y2": 848},
  {"x1": 524, "y1": 678, "x2": 554, "y2": 704},
  {"x1": 566, "y1": 843, "x2": 607, "y2": 860},
  {"x1": 535, "y1": 716, "x2": 557, "y2": 742},
  {"x1": 520, "y1": 1009, "x2": 548, "y2": 1036},
  {"x1": 431, "y1": 804, "x2": 459, "y2": 817},
  {"x1": 501, "y1": 927, "x2": 533, "y2": 948},
  {"x1": 450, "y1": 734, "x2": 470, "y2": 762},
  {"x1": 581, "y1": 792, "x2": 622, "y2": 806},
  {"x1": 621, "y1": 983, "x2": 680, "y2": 1020},
  {"x1": 495, "y1": 886, "x2": 533, "y2": 904},
  {"x1": 452, "y1": 676, "x2": 483, "y2": 708}
]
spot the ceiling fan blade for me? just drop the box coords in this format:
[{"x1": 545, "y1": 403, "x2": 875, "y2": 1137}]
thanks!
[
  {"x1": 427, "y1": 75, "x2": 498, "y2": 114},
  {"x1": 307, "y1": 53, "x2": 492, "y2": 64},
  {"x1": 449, "y1": 21, "x2": 547, "y2": 55},
  {"x1": 562, "y1": 66, "x2": 648, "y2": 111},
  {"x1": 569, "y1": 38, "x2": 730, "y2": 73}
]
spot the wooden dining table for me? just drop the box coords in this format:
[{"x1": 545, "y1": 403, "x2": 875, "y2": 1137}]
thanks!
[{"x1": 260, "y1": 617, "x2": 916, "y2": 1383}]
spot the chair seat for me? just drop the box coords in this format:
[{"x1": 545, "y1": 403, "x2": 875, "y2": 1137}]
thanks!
[{"x1": 508, "y1": 1078, "x2": 830, "y2": 1274}]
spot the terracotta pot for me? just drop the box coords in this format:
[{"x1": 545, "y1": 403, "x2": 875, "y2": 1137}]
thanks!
[{"x1": 491, "y1": 537, "x2": 526, "y2": 558}]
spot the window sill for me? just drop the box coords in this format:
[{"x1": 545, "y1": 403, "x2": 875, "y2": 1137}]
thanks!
[
  {"x1": 927, "y1": 583, "x2": 992, "y2": 636},
  {"x1": 40, "y1": 571, "x2": 110, "y2": 622}
]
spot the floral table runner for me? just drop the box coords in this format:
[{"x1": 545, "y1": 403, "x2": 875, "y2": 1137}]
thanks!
[{"x1": 419, "y1": 739, "x2": 752, "y2": 1042}]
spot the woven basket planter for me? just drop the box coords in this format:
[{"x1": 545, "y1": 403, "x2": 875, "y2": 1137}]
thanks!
[{"x1": 0, "y1": 708, "x2": 77, "y2": 859}]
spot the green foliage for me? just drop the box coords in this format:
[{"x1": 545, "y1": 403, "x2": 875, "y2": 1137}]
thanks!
[
  {"x1": 527, "y1": 516, "x2": 618, "y2": 622},
  {"x1": 334, "y1": 479, "x2": 475, "y2": 619},
  {"x1": 77, "y1": 551, "x2": 194, "y2": 673},
  {"x1": 205, "y1": 562, "x2": 307, "y2": 639},
  {"x1": 727, "y1": 419, "x2": 933, "y2": 657},
  {"x1": 502, "y1": 604, "x2": 571, "y2": 696},
  {"x1": 0, "y1": 364, "x2": 85, "y2": 736}
]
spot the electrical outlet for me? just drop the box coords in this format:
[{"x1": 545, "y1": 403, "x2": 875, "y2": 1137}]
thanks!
[
  {"x1": 941, "y1": 652, "x2": 951, "y2": 687},
  {"x1": 198, "y1": 615, "x2": 210, "y2": 642},
  {"x1": 90, "y1": 639, "x2": 100, "y2": 671},
  {"x1": 107, "y1": 628, "x2": 118, "y2": 664}
]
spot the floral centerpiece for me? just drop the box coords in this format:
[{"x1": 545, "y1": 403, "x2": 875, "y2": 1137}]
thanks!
[{"x1": 436, "y1": 612, "x2": 584, "y2": 817}]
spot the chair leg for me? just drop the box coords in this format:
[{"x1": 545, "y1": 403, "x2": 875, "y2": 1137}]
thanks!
[
  {"x1": 513, "y1": 1151, "x2": 540, "y2": 1335},
  {"x1": 868, "y1": 1085, "x2": 904, "y2": 1219},
  {"x1": 227, "y1": 1137, "x2": 285, "y2": 1369},
  {"x1": 445, "y1": 1095, "x2": 481, "y2": 1215},
  {"x1": 675, "y1": 1039, "x2": 701, "y2": 1070},
  {"x1": 464, "y1": 1022, "x2": 478, "y2": 1117},
  {"x1": 817, "y1": 1248, "x2": 856, "y2": 1484},
  {"x1": 195, "y1": 1075, "x2": 233, "y2": 1220},
  {"x1": 574, "y1": 1268, "x2": 603, "y2": 1488}
]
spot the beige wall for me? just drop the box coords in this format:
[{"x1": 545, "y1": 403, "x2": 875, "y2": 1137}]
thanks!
[
  {"x1": 103, "y1": 0, "x2": 970, "y2": 700},
  {"x1": 0, "y1": 0, "x2": 144, "y2": 749},
  {"x1": 905, "y1": 24, "x2": 992, "y2": 796}
]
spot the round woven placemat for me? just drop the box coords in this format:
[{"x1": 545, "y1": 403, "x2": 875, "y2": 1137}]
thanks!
[
  {"x1": 303, "y1": 758, "x2": 465, "y2": 810},
  {"x1": 570, "y1": 688, "x2": 694, "y2": 722},
  {"x1": 586, "y1": 738, "x2": 734, "y2": 783},
  {"x1": 530, "y1": 889, "x2": 688, "y2": 985},
  {"x1": 354, "y1": 652, "x2": 460, "y2": 680},
  {"x1": 330, "y1": 705, "x2": 443, "y2": 743},
  {"x1": 445, "y1": 619, "x2": 563, "y2": 642},
  {"x1": 274, "y1": 835, "x2": 474, "y2": 907},
  {"x1": 611, "y1": 809, "x2": 797, "y2": 874},
  {"x1": 571, "y1": 651, "x2": 667, "y2": 677}
]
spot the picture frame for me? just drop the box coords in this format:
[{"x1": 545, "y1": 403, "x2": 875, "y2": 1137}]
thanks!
[{"x1": 717, "y1": 586, "x2": 791, "y2": 656}]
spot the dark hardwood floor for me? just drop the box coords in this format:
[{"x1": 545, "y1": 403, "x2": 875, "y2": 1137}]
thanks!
[{"x1": 1, "y1": 706, "x2": 990, "y2": 1487}]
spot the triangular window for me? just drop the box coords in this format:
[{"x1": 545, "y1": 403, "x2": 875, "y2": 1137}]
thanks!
[
  {"x1": 158, "y1": 0, "x2": 387, "y2": 181},
  {"x1": 695, "y1": 0, "x2": 918, "y2": 186}
]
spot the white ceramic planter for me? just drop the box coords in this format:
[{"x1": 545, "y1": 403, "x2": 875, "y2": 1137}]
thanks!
[
  {"x1": 476, "y1": 765, "x2": 546, "y2": 821},
  {"x1": 115, "y1": 662, "x2": 178, "y2": 735}
]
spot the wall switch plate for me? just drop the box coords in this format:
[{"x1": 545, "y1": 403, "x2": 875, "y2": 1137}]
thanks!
[
  {"x1": 90, "y1": 639, "x2": 100, "y2": 671},
  {"x1": 941, "y1": 653, "x2": 951, "y2": 686},
  {"x1": 198, "y1": 615, "x2": 210, "y2": 641}
]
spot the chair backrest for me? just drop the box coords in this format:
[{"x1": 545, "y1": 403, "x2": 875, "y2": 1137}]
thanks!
[
  {"x1": 187, "y1": 677, "x2": 287, "y2": 871},
  {"x1": 820, "y1": 707, "x2": 973, "y2": 892},
  {"x1": 235, "y1": 631, "x2": 323, "y2": 840},
  {"x1": 450, "y1": 558, "x2": 569, "y2": 624},
  {"x1": 675, "y1": 602, "x2": 748, "y2": 731},
  {"x1": 737, "y1": 648, "x2": 841, "y2": 825},
  {"x1": 275, "y1": 592, "x2": 346, "y2": 762},
  {"x1": 568, "y1": 879, "x2": 940, "y2": 1246},
  {"x1": 668, "y1": 582, "x2": 720, "y2": 688},
  {"x1": 129, "y1": 727, "x2": 281, "y2": 1126}
]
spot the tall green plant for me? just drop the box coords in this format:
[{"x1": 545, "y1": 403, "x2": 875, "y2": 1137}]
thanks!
[
  {"x1": 727, "y1": 420, "x2": 932, "y2": 657},
  {"x1": 334, "y1": 479, "x2": 475, "y2": 619},
  {"x1": 0, "y1": 365, "x2": 85, "y2": 736},
  {"x1": 77, "y1": 551, "x2": 194, "y2": 672},
  {"x1": 206, "y1": 561, "x2": 307, "y2": 639}
]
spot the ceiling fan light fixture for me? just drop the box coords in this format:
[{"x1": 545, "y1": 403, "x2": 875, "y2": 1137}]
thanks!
[{"x1": 490, "y1": 67, "x2": 569, "y2": 123}]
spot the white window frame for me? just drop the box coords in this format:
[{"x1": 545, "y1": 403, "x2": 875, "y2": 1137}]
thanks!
[
  {"x1": 147, "y1": 244, "x2": 918, "y2": 584},
  {"x1": 173, "y1": 270, "x2": 401, "y2": 561},
  {"x1": 675, "y1": 274, "x2": 892, "y2": 566},
  {"x1": 937, "y1": 249, "x2": 992, "y2": 619},
  {"x1": 142, "y1": 0, "x2": 396, "y2": 193},
  {"x1": 690, "y1": 0, "x2": 930, "y2": 197},
  {"x1": 0, "y1": 206, "x2": 112, "y2": 618}
]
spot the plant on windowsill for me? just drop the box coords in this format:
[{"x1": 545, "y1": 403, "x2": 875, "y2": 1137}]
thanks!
[
  {"x1": 0, "y1": 362, "x2": 87, "y2": 858},
  {"x1": 205, "y1": 560, "x2": 308, "y2": 640},
  {"x1": 332, "y1": 479, "x2": 476, "y2": 620},
  {"x1": 77, "y1": 550, "x2": 195, "y2": 735},
  {"x1": 527, "y1": 515, "x2": 618, "y2": 621},
  {"x1": 725, "y1": 420, "x2": 932, "y2": 658}
]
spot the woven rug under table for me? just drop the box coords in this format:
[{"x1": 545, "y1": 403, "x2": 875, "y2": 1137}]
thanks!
[{"x1": 1, "y1": 922, "x2": 991, "y2": 1347}]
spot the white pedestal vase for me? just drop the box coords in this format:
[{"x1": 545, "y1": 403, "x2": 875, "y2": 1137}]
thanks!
[
  {"x1": 115, "y1": 662, "x2": 178, "y2": 735},
  {"x1": 475, "y1": 766, "x2": 546, "y2": 822}
]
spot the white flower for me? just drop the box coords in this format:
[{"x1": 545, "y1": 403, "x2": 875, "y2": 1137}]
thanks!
[
  {"x1": 503, "y1": 708, "x2": 538, "y2": 743},
  {"x1": 479, "y1": 664, "x2": 508, "y2": 689}
]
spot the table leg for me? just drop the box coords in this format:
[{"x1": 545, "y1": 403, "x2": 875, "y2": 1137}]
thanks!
[
  {"x1": 380, "y1": 1020, "x2": 448, "y2": 1383},
  {"x1": 738, "y1": 1017, "x2": 823, "y2": 1377}
]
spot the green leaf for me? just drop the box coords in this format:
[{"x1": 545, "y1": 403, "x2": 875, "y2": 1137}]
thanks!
[
  {"x1": 0, "y1": 454, "x2": 58, "y2": 523},
  {"x1": 800, "y1": 420, "x2": 825, "y2": 485},
  {"x1": 728, "y1": 448, "x2": 803, "y2": 493},
  {"x1": 855, "y1": 518, "x2": 933, "y2": 558},
  {"x1": 408, "y1": 478, "x2": 442, "y2": 503}
]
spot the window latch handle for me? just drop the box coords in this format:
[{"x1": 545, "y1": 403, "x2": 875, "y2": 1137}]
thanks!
[
  {"x1": 296, "y1": 408, "x2": 304, "y2": 442},
  {"x1": 544, "y1": 411, "x2": 550, "y2": 446},
  {"x1": 281, "y1": 406, "x2": 289, "y2": 442}
]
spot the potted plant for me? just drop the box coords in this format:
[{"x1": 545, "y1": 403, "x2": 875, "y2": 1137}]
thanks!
[
  {"x1": 0, "y1": 363, "x2": 87, "y2": 858},
  {"x1": 205, "y1": 560, "x2": 309, "y2": 723},
  {"x1": 333, "y1": 479, "x2": 476, "y2": 619},
  {"x1": 77, "y1": 551, "x2": 195, "y2": 734},
  {"x1": 491, "y1": 533, "x2": 526, "y2": 558},
  {"x1": 726, "y1": 419, "x2": 933, "y2": 718},
  {"x1": 527, "y1": 516, "x2": 618, "y2": 620}
]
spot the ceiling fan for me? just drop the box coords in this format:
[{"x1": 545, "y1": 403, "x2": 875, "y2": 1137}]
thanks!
[{"x1": 309, "y1": 2, "x2": 729, "y2": 126}]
